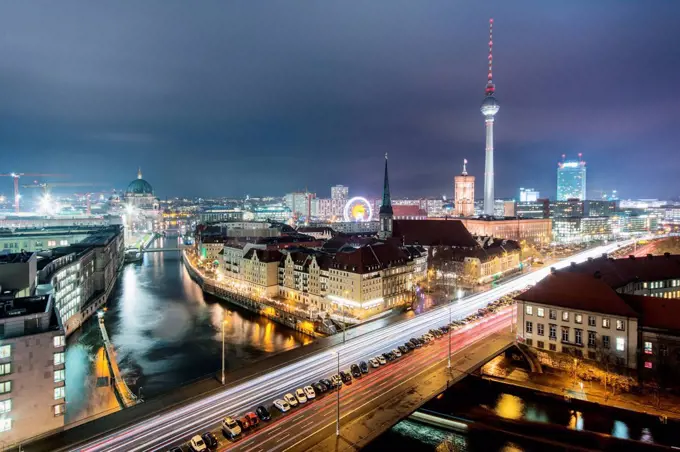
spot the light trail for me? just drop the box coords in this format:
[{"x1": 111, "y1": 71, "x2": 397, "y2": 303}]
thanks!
[{"x1": 74, "y1": 240, "x2": 630, "y2": 452}]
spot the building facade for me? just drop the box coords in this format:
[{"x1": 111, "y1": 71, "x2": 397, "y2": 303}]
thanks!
[
  {"x1": 557, "y1": 156, "x2": 587, "y2": 201},
  {"x1": 454, "y1": 160, "x2": 475, "y2": 217},
  {"x1": 460, "y1": 218, "x2": 552, "y2": 245}
]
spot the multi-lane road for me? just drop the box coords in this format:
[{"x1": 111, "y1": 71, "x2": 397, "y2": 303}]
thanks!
[{"x1": 65, "y1": 239, "x2": 631, "y2": 452}]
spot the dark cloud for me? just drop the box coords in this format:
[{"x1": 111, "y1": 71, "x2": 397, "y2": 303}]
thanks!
[{"x1": 0, "y1": 1, "x2": 678, "y2": 199}]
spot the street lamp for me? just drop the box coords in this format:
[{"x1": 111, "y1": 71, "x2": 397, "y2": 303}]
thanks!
[
  {"x1": 330, "y1": 350, "x2": 340, "y2": 436},
  {"x1": 221, "y1": 311, "x2": 228, "y2": 385},
  {"x1": 342, "y1": 290, "x2": 348, "y2": 343}
]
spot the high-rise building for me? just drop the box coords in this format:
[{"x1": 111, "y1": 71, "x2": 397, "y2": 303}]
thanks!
[
  {"x1": 454, "y1": 159, "x2": 475, "y2": 217},
  {"x1": 378, "y1": 154, "x2": 393, "y2": 239},
  {"x1": 481, "y1": 18, "x2": 500, "y2": 216},
  {"x1": 519, "y1": 188, "x2": 539, "y2": 202},
  {"x1": 557, "y1": 154, "x2": 587, "y2": 201},
  {"x1": 330, "y1": 185, "x2": 348, "y2": 200},
  {"x1": 283, "y1": 192, "x2": 315, "y2": 219}
]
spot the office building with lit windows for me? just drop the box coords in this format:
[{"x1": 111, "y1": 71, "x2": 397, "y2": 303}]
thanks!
[
  {"x1": 0, "y1": 294, "x2": 66, "y2": 444},
  {"x1": 557, "y1": 157, "x2": 587, "y2": 201}
]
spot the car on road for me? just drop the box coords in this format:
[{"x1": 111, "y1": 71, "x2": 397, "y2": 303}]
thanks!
[
  {"x1": 350, "y1": 364, "x2": 362, "y2": 379},
  {"x1": 392, "y1": 348, "x2": 402, "y2": 358},
  {"x1": 201, "y1": 432, "x2": 218, "y2": 449},
  {"x1": 410, "y1": 337, "x2": 422, "y2": 348},
  {"x1": 295, "y1": 388, "x2": 308, "y2": 404},
  {"x1": 339, "y1": 371, "x2": 352, "y2": 385},
  {"x1": 369, "y1": 358, "x2": 380, "y2": 368},
  {"x1": 189, "y1": 435, "x2": 207, "y2": 452},
  {"x1": 245, "y1": 411, "x2": 260, "y2": 427},
  {"x1": 330, "y1": 374, "x2": 343, "y2": 388},
  {"x1": 284, "y1": 392, "x2": 299, "y2": 407},
  {"x1": 304, "y1": 385, "x2": 316, "y2": 400},
  {"x1": 398, "y1": 345, "x2": 409, "y2": 354},
  {"x1": 376, "y1": 355, "x2": 387, "y2": 365},
  {"x1": 424, "y1": 333, "x2": 435, "y2": 342},
  {"x1": 221, "y1": 417, "x2": 241, "y2": 439},
  {"x1": 359, "y1": 361, "x2": 369, "y2": 373},
  {"x1": 405, "y1": 341, "x2": 416, "y2": 351},
  {"x1": 312, "y1": 382, "x2": 327, "y2": 394},
  {"x1": 273, "y1": 399, "x2": 291, "y2": 413},
  {"x1": 320, "y1": 378, "x2": 333, "y2": 389},
  {"x1": 382, "y1": 352, "x2": 393, "y2": 362},
  {"x1": 236, "y1": 416, "x2": 251, "y2": 431},
  {"x1": 256, "y1": 405, "x2": 271, "y2": 421}
]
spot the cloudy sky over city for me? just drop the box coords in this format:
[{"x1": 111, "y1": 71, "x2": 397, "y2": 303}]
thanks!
[{"x1": 1, "y1": 1, "x2": 678, "y2": 199}]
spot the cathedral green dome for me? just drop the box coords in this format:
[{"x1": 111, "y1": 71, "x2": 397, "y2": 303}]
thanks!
[{"x1": 126, "y1": 168, "x2": 154, "y2": 195}]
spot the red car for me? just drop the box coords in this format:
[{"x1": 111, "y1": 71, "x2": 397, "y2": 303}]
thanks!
[
  {"x1": 236, "y1": 416, "x2": 251, "y2": 431},
  {"x1": 245, "y1": 412, "x2": 259, "y2": 428}
]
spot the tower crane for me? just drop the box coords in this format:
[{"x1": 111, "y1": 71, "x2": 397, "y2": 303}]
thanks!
[{"x1": 0, "y1": 173, "x2": 68, "y2": 213}]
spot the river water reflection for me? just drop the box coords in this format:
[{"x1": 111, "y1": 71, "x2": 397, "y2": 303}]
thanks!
[{"x1": 66, "y1": 237, "x2": 311, "y2": 421}]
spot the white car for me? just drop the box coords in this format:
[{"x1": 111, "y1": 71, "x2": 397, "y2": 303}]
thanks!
[
  {"x1": 221, "y1": 417, "x2": 242, "y2": 439},
  {"x1": 303, "y1": 385, "x2": 316, "y2": 400},
  {"x1": 369, "y1": 358, "x2": 380, "y2": 368},
  {"x1": 425, "y1": 333, "x2": 435, "y2": 342},
  {"x1": 295, "y1": 388, "x2": 308, "y2": 404},
  {"x1": 284, "y1": 392, "x2": 299, "y2": 407},
  {"x1": 273, "y1": 398, "x2": 291, "y2": 412},
  {"x1": 189, "y1": 435, "x2": 207, "y2": 452},
  {"x1": 376, "y1": 355, "x2": 387, "y2": 365},
  {"x1": 392, "y1": 348, "x2": 402, "y2": 358},
  {"x1": 331, "y1": 374, "x2": 343, "y2": 387}
]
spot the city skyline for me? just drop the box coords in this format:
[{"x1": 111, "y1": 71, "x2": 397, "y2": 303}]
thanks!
[{"x1": 1, "y1": 2, "x2": 679, "y2": 200}]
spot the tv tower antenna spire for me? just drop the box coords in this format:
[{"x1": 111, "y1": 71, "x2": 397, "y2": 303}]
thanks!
[{"x1": 485, "y1": 18, "x2": 495, "y2": 96}]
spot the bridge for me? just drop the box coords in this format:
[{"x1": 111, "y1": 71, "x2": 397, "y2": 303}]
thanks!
[
  {"x1": 142, "y1": 247, "x2": 182, "y2": 252},
  {"x1": 20, "y1": 240, "x2": 632, "y2": 452}
]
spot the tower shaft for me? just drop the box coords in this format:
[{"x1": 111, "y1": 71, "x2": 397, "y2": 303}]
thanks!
[{"x1": 484, "y1": 117, "x2": 495, "y2": 215}]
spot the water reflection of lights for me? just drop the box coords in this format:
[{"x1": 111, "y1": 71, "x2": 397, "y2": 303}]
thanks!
[
  {"x1": 611, "y1": 420, "x2": 630, "y2": 439},
  {"x1": 494, "y1": 393, "x2": 523, "y2": 420},
  {"x1": 568, "y1": 410, "x2": 584, "y2": 430}
]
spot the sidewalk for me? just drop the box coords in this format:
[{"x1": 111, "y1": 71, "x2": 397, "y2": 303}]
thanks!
[{"x1": 482, "y1": 357, "x2": 680, "y2": 420}]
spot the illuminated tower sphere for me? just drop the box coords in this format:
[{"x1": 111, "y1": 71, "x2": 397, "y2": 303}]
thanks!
[{"x1": 481, "y1": 18, "x2": 499, "y2": 216}]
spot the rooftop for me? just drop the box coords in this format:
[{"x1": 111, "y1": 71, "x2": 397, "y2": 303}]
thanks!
[
  {"x1": 392, "y1": 219, "x2": 479, "y2": 248},
  {"x1": 0, "y1": 251, "x2": 34, "y2": 264},
  {"x1": 333, "y1": 242, "x2": 409, "y2": 274}
]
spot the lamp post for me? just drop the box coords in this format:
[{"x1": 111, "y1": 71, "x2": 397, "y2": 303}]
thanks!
[
  {"x1": 221, "y1": 311, "x2": 228, "y2": 385},
  {"x1": 331, "y1": 350, "x2": 340, "y2": 436},
  {"x1": 342, "y1": 290, "x2": 348, "y2": 343}
]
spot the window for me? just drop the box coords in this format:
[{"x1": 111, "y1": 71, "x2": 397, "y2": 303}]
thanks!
[
  {"x1": 0, "y1": 345, "x2": 10, "y2": 359},
  {"x1": 575, "y1": 314, "x2": 583, "y2": 324},
  {"x1": 562, "y1": 311, "x2": 569, "y2": 322},
  {"x1": 0, "y1": 381, "x2": 11, "y2": 394},
  {"x1": 53, "y1": 336, "x2": 65, "y2": 348},
  {"x1": 549, "y1": 309, "x2": 557, "y2": 320},
  {"x1": 54, "y1": 403, "x2": 65, "y2": 416},
  {"x1": 525, "y1": 321, "x2": 533, "y2": 334},
  {"x1": 644, "y1": 361, "x2": 653, "y2": 369},
  {"x1": 549, "y1": 343, "x2": 557, "y2": 351},
  {"x1": 54, "y1": 370, "x2": 65, "y2": 383},
  {"x1": 526, "y1": 305, "x2": 533, "y2": 315},
  {"x1": 549, "y1": 324, "x2": 557, "y2": 340},
  {"x1": 603, "y1": 335, "x2": 610, "y2": 349},
  {"x1": 587, "y1": 331, "x2": 596, "y2": 347},
  {"x1": 602, "y1": 318, "x2": 610, "y2": 329},
  {"x1": 616, "y1": 337, "x2": 625, "y2": 352},
  {"x1": 537, "y1": 324, "x2": 544, "y2": 336},
  {"x1": 537, "y1": 307, "x2": 544, "y2": 317},
  {"x1": 588, "y1": 351, "x2": 597, "y2": 360},
  {"x1": 0, "y1": 399, "x2": 10, "y2": 414},
  {"x1": 660, "y1": 344, "x2": 668, "y2": 356},
  {"x1": 616, "y1": 320, "x2": 625, "y2": 331},
  {"x1": 54, "y1": 386, "x2": 65, "y2": 400},
  {"x1": 0, "y1": 418, "x2": 10, "y2": 432},
  {"x1": 525, "y1": 338, "x2": 533, "y2": 346},
  {"x1": 588, "y1": 316, "x2": 596, "y2": 327},
  {"x1": 54, "y1": 352, "x2": 65, "y2": 366},
  {"x1": 537, "y1": 341, "x2": 545, "y2": 349},
  {"x1": 561, "y1": 327, "x2": 570, "y2": 342},
  {"x1": 644, "y1": 342, "x2": 653, "y2": 355},
  {"x1": 0, "y1": 364, "x2": 9, "y2": 376},
  {"x1": 575, "y1": 329, "x2": 583, "y2": 346}
]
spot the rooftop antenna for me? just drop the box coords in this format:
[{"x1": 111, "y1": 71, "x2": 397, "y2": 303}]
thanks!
[
  {"x1": 485, "y1": 18, "x2": 495, "y2": 96},
  {"x1": 462, "y1": 159, "x2": 468, "y2": 176}
]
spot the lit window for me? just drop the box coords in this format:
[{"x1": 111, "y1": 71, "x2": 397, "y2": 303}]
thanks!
[
  {"x1": 602, "y1": 318, "x2": 610, "y2": 329},
  {"x1": 0, "y1": 418, "x2": 10, "y2": 432},
  {"x1": 54, "y1": 370, "x2": 65, "y2": 383},
  {"x1": 537, "y1": 307, "x2": 544, "y2": 317},
  {"x1": 53, "y1": 336, "x2": 65, "y2": 348},
  {"x1": 644, "y1": 361, "x2": 653, "y2": 369},
  {"x1": 0, "y1": 399, "x2": 10, "y2": 414},
  {"x1": 0, "y1": 364, "x2": 9, "y2": 376},
  {"x1": 54, "y1": 352, "x2": 65, "y2": 366},
  {"x1": 616, "y1": 320, "x2": 625, "y2": 331},
  {"x1": 526, "y1": 305, "x2": 533, "y2": 315},
  {"x1": 54, "y1": 404, "x2": 65, "y2": 416},
  {"x1": 0, "y1": 346, "x2": 10, "y2": 359},
  {"x1": 575, "y1": 314, "x2": 582, "y2": 324},
  {"x1": 644, "y1": 342, "x2": 653, "y2": 355},
  {"x1": 616, "y1": 337, "x2": 625, "y2": 352},
  {"x1": 54, "y1": 386, "x2": 65, "y2": 400},
  {"x1": 549, "y1": 309, "x2": 557, "y2": 320},
  {"x1": 0, "y1": 381, "x2": 11, "y2": 394},
  {"x1": 562, "y1": 311, "x2": 569, "y2": 322}
]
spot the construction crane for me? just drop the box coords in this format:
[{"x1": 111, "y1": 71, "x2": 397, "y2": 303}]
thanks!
[
  {"x1": 73, "y1": 190, "x2": 113, "y2": 215},
  {"x1": 21, "y1": 182, "x2": 100, "y2": 215},
  {"x1": 0, "y1": 173, "x2": 68, "y2": 213}
]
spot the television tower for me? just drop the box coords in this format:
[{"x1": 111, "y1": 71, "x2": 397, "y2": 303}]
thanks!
[{"x1": 480, "y1": 18, "x2": 499, "y2": 216}]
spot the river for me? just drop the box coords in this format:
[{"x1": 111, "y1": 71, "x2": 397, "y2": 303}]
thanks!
[{"x1": 65, "y1": 236, "x2": 311, "y2": 424}]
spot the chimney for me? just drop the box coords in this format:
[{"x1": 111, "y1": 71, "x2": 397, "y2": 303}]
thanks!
[
  {"x1": 629, "y1": 255, "x2": 635, "y2": 260},
  {"x1": 594, "y1": 271, "x2": 602, "y2": 279},
  {"x1": 664, "y1": 252, "x2": 671, "y2": 259}
]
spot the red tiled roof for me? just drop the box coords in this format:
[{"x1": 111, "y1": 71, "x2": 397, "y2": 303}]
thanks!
[
  {"x1": 333, "y1": 242, "x2": 408, "y2": 274},
  {"x1": 243, "y1": 249, "x2": 283, "y2": 263},
  {"x1": 392, "y1": 219, "x2": 478, "y2": 248},
  {"x1": 562, "y1": 254, "x2": 680, "y2": 289},
  {"x1": 515, "y1": 272, "x2": 639, "y2": 318},
  {"x1": 622, "y1": 295, "x2": 680, "y2": 332},
  {"x1": 393, "y1": 205, "x2": 427, "y2": 217}
]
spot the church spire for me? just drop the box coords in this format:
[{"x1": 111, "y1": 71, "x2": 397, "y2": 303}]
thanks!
[
  {"x1": 379, "y1": 153, "x2": 393, "y2": 215},
  {"x1": 137, "y1": 167, "x2": 143, "y2": 179}
]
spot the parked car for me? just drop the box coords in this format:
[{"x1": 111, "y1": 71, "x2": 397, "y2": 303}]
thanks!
[
  {"x1": 369, "y1": 358, "x2": 380, "y2": 368},
  {"x1": 410, "y1": 337, "x2": 422, "y2": 348},
  {"x1": 189, "y1": 435, "x2": 207, "y2": 452},
  {"x1": 320, "y1": 378, "x2": 333, "y2": 389},
  {"x1": 295, "y1": 388, "x2": 308, "y2": 404},
  {"x1": 398, "y1": 345, "x2": 409, "y2": 354},
  {"x1": 382, "y1": 352, "x2": 393, "y2": 362},
  {"x1": 201, "y1": 432, "x2": 218, "y2": 449},
  {"x1": 303, "y1": 385, "x2": 316, "y2": 400},
  {"x1": 169, "y1": 448, "x2": 184, "y2": 452},
  {"x1": 256, "y1": 405, "x2": 271, "y2": 421},
  {"x1": 392, "y1": 348, "x2": 402, "y2": 358},
  {"x1": 245, "y1": 411, "x2": 260, "y2": 427},
  {"x1": 330, "y1": 374, "x2": 343, "y2": 388},
  {"x1": 273, "y1": 399, "x2": 291, "y2": 413},
  {"x1": 350, "y1": 364, "x2": 362, "y2": 379},
  {"x1": 221, "y1": 416, "x2": 242, "y2": 439},
  {"x1": 339, "y1": 371, "x2": 352, "y2": 385},
  {"x1": 236, "y1": 416, "x2": 251, "y2": 431},
  {"x1": 376, "y1": 355, "x2": 387, "y2": 365},
  {"x1": 359, "y1": 361, "x2": 369, "y2": 373},
  {"x1": 312, "y1": 382, "x2": 327, "y2": 394},
  {"x1": 284, "y1": 393, "x2": 299, "y2": 407},
  {"x1": 405, "y1": 341, "x2": 416, "y2": 351}
]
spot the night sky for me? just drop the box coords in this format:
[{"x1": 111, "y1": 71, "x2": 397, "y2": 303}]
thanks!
[{"x1": 1, "y1": 1, "x2": 679, "y2": 200}]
